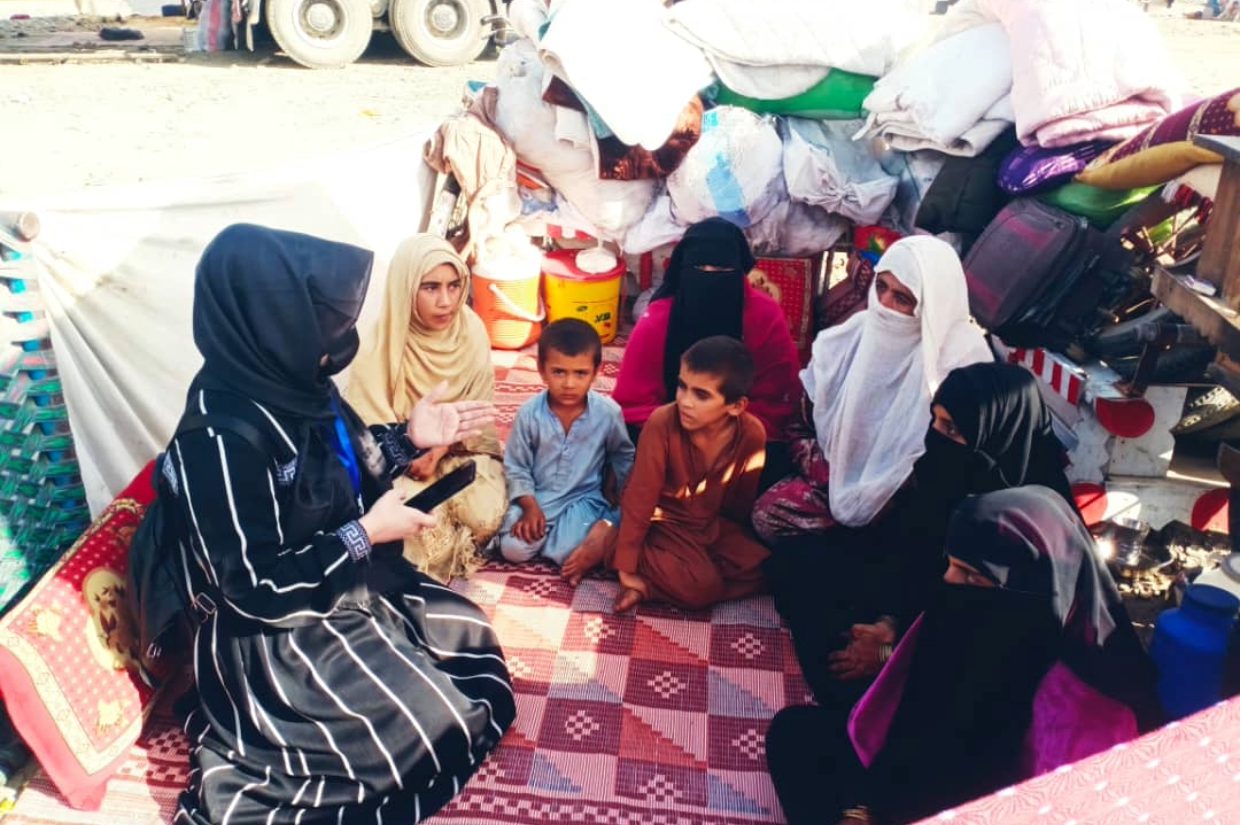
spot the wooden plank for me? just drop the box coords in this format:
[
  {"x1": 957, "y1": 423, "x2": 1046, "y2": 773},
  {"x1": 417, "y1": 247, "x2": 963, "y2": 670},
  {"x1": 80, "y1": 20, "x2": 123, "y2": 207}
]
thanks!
[
  {"x1": 1197, "y1": 143, "x2": 1240, "y2": 294},
  {"x1": 1151, "y1": 267, "x2": 1240, "y2": 359}
]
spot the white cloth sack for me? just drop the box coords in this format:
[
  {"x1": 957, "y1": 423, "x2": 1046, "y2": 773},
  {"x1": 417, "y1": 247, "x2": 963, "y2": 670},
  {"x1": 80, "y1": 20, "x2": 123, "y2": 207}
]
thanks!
[
  {"x1": 537, "y1": 0, "x2": 713, "y2": 150},
  {"x1": 882, "y1": 149, "x2": 948, "y2": 235},
  {"x1": 665, "y1": 0, "x2": 928, "y2": 99},
  {"x1": 493, "y1": 39, "x2": 656, "y2": 239},
  {"x1": 8, "y1": 136, "x2": 434, "y2": 515},
  {"x1": 506, "y1": 0, "x2": 550, "y2": 42},
  {"x1": 622, "y1": 192, "x2": 687, "y2": 256},
  {"x1": 667, "y1": 106, "x2": 785, "y2": 229},
  {"x1": 803, "y1": 236, "x2": 993, "y2": 527},
  {"x1": 861, "y1": 23, "x2": 1014, "y2": 157},
  {"x1": 782, "y1": 118, "x2": 899, "y2": 225},
  {"x1": 745, "y1": 199, "x2": 849, "y2": 258}
]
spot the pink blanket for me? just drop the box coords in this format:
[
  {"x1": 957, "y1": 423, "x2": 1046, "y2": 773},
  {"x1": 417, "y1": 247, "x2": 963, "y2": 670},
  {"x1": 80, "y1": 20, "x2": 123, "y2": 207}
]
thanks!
[{"x1": 936, "y1": 0, "x2": 1181, "y2": 147}]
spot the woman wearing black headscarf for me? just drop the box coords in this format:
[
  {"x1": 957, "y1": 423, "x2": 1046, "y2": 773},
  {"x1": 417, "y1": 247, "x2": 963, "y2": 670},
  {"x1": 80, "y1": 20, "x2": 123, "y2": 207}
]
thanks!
[
  {"x1": 878, "y1": 361, "x2": 1082, "y2": 622},
  {"x1": 769, "y1": 363, "x2": 1079, "y2": 703},
  {"x1": 765, "y1": 487, "x2": 1159, "y2": 825},
  {"x1": 910, "y1": 361, "x2": 1077, "y2": 537},
  {"x1": 611, "y1": 219, "x2": 800, "y2": 472},
  {"x1": 167, "y1": 224, "x2": 515, "y2": 824}
]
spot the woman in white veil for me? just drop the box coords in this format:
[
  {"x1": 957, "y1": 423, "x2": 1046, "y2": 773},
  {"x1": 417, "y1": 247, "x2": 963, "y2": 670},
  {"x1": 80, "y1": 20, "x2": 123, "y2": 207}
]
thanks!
[{"x1": 753, "y1": 235, "x2": 992, "y2": 542}]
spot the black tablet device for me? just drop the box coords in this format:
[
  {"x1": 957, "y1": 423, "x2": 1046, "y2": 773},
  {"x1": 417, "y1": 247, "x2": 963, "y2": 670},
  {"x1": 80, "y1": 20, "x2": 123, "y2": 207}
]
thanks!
[{"x1": 403, "y1": 459, "x2": 477, "y2": 512}]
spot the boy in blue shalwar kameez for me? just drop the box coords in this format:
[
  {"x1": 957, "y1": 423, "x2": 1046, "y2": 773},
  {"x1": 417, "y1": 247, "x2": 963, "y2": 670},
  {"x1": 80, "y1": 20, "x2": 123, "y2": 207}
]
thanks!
[{"x1": 498, "y1": 319, "x2": 635, "y2": 579}]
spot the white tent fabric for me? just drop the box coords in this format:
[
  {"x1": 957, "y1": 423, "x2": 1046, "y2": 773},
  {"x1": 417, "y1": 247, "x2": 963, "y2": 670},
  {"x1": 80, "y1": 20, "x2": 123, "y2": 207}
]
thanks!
[{"x1": 2, "y1": 136, "x2": 434, "y2": 515}]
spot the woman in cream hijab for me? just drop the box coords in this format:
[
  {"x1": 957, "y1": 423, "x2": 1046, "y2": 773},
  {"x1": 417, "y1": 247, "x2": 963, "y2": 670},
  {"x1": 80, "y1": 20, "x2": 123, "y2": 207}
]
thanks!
[
  {"x1": 753, "y1": 235, "x2": 993, "y2": 542},
  {"x1": 347, "y1": 235, "x2": 506, "y2": 582}
]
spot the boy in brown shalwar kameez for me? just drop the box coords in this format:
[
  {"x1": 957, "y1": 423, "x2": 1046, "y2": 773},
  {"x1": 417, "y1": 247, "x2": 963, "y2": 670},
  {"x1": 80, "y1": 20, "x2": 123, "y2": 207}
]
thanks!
[{"x1": 563, "y1": 336, "x2": 769, "y2": 612}]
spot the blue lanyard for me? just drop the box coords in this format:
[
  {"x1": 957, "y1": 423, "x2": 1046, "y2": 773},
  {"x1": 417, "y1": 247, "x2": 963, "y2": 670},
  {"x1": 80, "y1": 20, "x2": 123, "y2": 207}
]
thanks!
[{"x1": 329, "y1": 399, "x2": 362, "y2": 497}]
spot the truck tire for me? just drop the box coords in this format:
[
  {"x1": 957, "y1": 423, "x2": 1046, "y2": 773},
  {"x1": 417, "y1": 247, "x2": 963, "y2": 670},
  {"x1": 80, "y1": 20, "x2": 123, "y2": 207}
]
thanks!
[
  {"x1": 267, "y1": 0, "x2": 373, "y2": 69},
  {"x1": 390, "y1": 0, "x2": 489, "y2": 67}
]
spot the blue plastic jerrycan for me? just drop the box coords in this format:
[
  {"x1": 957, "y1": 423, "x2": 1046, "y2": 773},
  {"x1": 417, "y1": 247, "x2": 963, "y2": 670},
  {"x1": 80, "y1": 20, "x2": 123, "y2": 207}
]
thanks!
[{"x1": 1151, "y1": 584, "x2": 1240, "y2": 720}]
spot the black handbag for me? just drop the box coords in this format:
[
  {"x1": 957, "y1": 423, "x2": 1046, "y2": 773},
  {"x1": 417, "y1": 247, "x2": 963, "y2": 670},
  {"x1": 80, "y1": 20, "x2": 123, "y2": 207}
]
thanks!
[{"x1": 126, "y1": 414, "x2": 275, "y2": 678}]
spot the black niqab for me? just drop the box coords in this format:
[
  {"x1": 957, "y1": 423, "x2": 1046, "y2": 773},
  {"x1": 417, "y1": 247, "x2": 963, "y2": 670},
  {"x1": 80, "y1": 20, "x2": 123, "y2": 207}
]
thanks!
[
  {"x1": 902, "y1": 362, "x2": 1078, "y2": 560},
  {"x1": 191, "y1": 223, "x2": 374, "y2": 420},
  {"x1": 655, "y1": 218, "x2": 754, "y2": 400},
  {"x1": 867, "y1": 487, "x2": 1160, "y2": 822},
  {"x1": 933, "y1": 362, "x2": 1075, "y2": 503},
  {"x1": 947, "y1": 486, "x2": 1161, "y2": 730},
  {"x1": 871, "y1": 577, "x2": 1059, "y2": 823}
]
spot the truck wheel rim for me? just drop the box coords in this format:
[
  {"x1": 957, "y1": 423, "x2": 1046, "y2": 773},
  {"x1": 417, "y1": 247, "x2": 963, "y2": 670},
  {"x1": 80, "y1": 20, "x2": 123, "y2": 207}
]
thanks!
[
  {"x1": 301, "y1": 0, "x2": 344, "y2": 38},
  {"x1": 426, "y1": 0, "x2": 463, "y2": 36}
]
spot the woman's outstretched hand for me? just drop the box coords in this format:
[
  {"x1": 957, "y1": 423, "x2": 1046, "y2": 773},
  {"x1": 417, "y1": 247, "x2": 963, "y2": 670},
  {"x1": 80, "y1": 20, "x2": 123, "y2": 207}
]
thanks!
[{"x1": 407, "y1": 381, "x2": 496, "y2": 448}]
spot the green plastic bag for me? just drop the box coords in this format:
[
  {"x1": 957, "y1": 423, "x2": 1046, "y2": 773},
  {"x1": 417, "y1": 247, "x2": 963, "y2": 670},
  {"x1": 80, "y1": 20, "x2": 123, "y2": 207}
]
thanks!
[
  {"x1": 712, "y1": 70, "x2": 877, "y2": 120},
  {"x1": 1038, "y1": 182, "x2": 1158, "y2": 229}
]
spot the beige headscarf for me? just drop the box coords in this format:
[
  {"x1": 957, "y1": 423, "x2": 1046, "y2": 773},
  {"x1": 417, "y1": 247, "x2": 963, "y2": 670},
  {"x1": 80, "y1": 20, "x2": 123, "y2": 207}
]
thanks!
[{"x1": 347, "y1": 234, "x2": 501, "y2": 456}]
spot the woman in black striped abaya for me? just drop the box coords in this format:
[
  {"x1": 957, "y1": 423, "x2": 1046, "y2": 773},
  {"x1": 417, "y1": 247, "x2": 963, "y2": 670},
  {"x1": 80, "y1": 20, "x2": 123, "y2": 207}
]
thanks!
[{"x1": 166, "y1": 224, "x2": 515, "y2": 824}]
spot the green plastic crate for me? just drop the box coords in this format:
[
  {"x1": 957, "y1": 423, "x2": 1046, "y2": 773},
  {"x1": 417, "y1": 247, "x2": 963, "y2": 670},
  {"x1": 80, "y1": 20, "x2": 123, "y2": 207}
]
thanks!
[{"x1": 0, "y1": 234, "x2": 92, "y2": 615}]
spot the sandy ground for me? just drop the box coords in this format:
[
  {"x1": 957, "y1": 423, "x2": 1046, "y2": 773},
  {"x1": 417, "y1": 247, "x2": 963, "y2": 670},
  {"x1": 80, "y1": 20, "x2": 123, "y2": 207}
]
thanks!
[
  {"x1": 0, "y1": 1, "x2": 1237, "y2": 200},
  {"x1": 0, "y1": 16, "x2": 496, "y2": 199}
]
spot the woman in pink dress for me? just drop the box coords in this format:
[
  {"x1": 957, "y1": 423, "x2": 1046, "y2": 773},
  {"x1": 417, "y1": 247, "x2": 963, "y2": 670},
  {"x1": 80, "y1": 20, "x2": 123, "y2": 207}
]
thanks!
[{"x1": 611, "y1": 218, "x2": 800, "y2": 484}]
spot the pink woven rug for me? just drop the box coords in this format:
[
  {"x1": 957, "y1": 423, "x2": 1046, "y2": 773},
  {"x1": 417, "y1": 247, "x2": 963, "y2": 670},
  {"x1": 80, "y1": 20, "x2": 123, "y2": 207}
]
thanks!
[
  {"x1": 9, "y1": 332, "x2": 1240, "y2": 824},
  {"x1": 913, "y1": 696, "x2": 1240, "y2": 825},
  {"x1": 5, "y1": 560, "x2": 808, "y2": 825},
  {"x1": 6, "y1": 332, "x2": 809, "y2": 824}
]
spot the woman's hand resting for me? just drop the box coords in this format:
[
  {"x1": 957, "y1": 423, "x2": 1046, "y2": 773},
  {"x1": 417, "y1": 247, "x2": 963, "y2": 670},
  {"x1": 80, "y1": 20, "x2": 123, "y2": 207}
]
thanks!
[
  {"x1": 406, "y1": 446, "x2": 447, "y2": 481},
  {"x1": 828, "y1": 621, "x2": 896, "y2": 681},
  {"x1": 407, "y1": 381, "x2": 496, "y2": 449},
  {"x1": 358, "y1": 490, "x2": 437, "y2": 545}
]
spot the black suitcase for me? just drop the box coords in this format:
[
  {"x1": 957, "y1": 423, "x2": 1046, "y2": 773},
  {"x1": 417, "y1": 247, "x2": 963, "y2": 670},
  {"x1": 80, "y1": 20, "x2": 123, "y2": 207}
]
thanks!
[{"x1": 963, "y1": 198, "x2": 1132, "y2": 350}]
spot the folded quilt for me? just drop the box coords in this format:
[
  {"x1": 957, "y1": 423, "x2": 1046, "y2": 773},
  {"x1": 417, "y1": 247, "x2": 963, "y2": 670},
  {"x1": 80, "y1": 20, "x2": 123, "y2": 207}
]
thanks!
[
  {"x1": 665, "y1": 0, "x2": 926, "y2": 100},
  {"x1": 874, "y1": 117, "x2": 1014, "y2": 159},
  {"x1": 933, "y1": 0, "x2": 1180, "y2": 147},
  {"x1": 1034, "y1": 100, "x2": 1174, "y2": 149},
  {"x1": 861, "y1": 23, "x2": 1013, "y2": 157}
]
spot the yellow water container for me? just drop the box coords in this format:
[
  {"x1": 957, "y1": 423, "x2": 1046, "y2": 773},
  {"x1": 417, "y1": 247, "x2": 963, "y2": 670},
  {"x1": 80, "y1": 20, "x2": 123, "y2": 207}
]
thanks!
[{"x1": 542, "y1": 247, "x2": 625, "y2": 344}]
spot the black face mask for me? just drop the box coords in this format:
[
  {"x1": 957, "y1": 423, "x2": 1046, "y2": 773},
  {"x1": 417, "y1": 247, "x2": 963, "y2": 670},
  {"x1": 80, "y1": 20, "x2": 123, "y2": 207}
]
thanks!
[
  {"x1": 318, "y1": 328, "x2": 359, "y2": 379},
  {"x1": 922, "y1": 578, "x2": 1050, "y2": 643},
  {"x1": 902, "y1": 428, "x2": 1000, "y2": 548},
  {"x1": 914, "y1": 428, "x2": 976, "y2": 488}
]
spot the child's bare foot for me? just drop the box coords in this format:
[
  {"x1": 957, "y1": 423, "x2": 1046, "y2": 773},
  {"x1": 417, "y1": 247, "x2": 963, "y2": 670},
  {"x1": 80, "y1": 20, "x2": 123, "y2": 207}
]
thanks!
[
  {"x1": 613, "y1": 587, "x2": 644, "y2": 613},
  {"x1": 561, "y1": 520, "x2": 616, "y2": 586},
  {"x1": 613, "y1": 569, "x2": 648, "y2": 612}
]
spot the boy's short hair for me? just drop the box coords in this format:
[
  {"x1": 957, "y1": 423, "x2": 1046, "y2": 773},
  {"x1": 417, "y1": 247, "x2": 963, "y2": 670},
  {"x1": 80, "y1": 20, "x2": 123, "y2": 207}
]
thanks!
[
  {"x1": 681, "y1": 336, "x2": 754, "y2": 403},
  {"x1": 538, "y1": 318, "x2": 603, "y2": 367}
]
